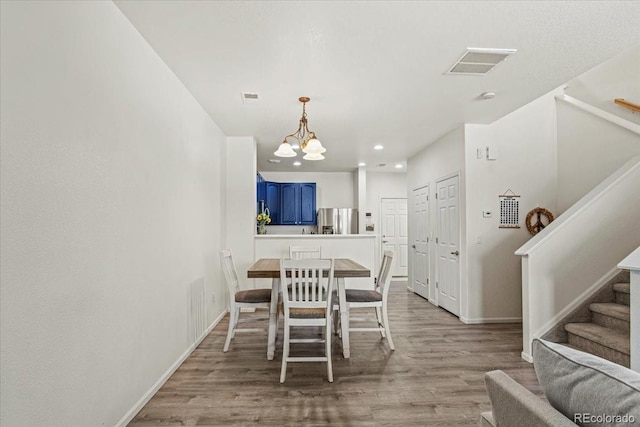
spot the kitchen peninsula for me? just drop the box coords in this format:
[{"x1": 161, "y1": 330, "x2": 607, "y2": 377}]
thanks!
[{"x1": 253, "y1": 234, "x2": 378, "y2": 290}]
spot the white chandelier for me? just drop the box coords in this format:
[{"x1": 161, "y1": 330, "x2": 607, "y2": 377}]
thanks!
[{"x1": 274, "y1": 97, "x2": 326, "y2": 160}]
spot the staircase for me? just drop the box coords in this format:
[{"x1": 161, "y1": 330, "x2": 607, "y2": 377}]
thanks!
[{"x1": 563, "y1": 280, "x2": 630, "y2": 367}]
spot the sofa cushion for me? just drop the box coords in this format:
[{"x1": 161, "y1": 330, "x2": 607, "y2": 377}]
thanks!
[
  {"x1": 533, "y1": 339, "x2": 640, "y2": 426},
  {"x1": 484, "y1": 370, "x2": 575, "y2": 427}
]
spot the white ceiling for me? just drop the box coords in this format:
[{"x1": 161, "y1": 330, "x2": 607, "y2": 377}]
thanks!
[{"x1": 114, "y1": 1, "x2": 640, "y2": 173}]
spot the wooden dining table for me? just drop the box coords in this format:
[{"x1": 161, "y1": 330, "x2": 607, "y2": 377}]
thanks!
[{"x1": 247, "y1": 258, "x2": 371, "y2": 360}]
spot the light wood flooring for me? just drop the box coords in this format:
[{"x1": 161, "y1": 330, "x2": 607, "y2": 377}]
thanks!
[{"x1": 129, "y1": 283, "x2": 541, "y2": 426}]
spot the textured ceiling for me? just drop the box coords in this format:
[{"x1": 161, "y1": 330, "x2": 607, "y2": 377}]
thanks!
[{"x1": 115, "y1": 1, "x2": 640, "y2": 173}]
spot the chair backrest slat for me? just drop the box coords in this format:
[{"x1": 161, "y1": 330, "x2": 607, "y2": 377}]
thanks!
[
  {"x1": 377, "y1": 251, "x2": 394, "y2": 297},
  {"x1": 219, "y1": 249, "x2": 240, "y2": 298}
]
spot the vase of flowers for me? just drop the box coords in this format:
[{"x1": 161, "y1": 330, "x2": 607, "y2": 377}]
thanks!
[{"x1": 256, "y1": 212, "x2": 271, "y2": 234}]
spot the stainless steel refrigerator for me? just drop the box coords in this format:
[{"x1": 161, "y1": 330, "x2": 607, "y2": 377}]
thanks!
[{"x1": 317, "y1": 208, "x2": 358, "y2": 234}]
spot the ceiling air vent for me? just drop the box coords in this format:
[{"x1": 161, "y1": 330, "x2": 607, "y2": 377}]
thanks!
[
  {"x1": 241, "y1": 92, "x2": 260, "y2": 104},
  {"x1": 446, "y1": 48, "x2": 517, "y2": 76}
]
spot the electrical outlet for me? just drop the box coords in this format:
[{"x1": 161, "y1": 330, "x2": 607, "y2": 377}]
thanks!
[{"x1": 211, "y1": 293, "x2": 216, "y2": 303}]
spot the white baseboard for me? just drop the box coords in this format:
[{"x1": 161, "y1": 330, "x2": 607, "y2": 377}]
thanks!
[
  {"x1": 460, "y1": 316, "x2": 522, "y2": 324},
  {"x1": 531, "y1": 266, "x2": 619, "y2": 340},
  {"x1": 115, "y1": 309, "x2": 227, "y2": 427},
  {"x1": 521, "y1": 351, "x2": 533, "y2": 363}
]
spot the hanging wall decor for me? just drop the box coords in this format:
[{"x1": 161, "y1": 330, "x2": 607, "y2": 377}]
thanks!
[
  {"x1": 499, "y1": 189, "x2": 520, "y2": 229},
  {"x1": 525, "y1": 207, "x2": 554, "y2": 235}
]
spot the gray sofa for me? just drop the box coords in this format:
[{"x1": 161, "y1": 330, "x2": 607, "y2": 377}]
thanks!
[{"x1": 481, "y1": 339, "x2": 640, "y2": 427}]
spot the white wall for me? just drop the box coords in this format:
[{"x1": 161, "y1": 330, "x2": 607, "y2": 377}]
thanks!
[
  {"x1": 407, "y1": 127, "x2": 465, "y2": 303},
  {"x1": 226, "y1": 137, "x2": 257, "y2": 289},
  {"x1": 357, "y1": 168, "x2": 367, "y2": 234},
  {"x1": 564, "y1": 45, "x2": 640, "y2": 125},
  {"x1": 557, "y1": 97, "x2": 640, "y2": 213},
  {"x1": 0, "y1": 2, "x2": 226, "y2": 426},
  {"x1": 464, "y1": 88, "x2": 560, "y2": 322}
]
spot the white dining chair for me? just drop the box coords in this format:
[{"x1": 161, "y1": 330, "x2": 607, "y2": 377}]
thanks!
[
  {"x1": 220, "y1": 249, "x2": 273, "y2": 352},
  {"x1": 334, "y1": 250, "x2": 395, "y2": 351},
  {"x1": 279, "y1": 258, "x2": 335, "y2": 383},
  {"x1": 289, "y1": 245, "x2": 322, "y2": 260}
]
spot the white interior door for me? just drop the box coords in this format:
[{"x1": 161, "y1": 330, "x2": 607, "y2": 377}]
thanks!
[
  {"x1": 380, "y1": 198, "x2": 408, "y2": 276},
  {"x1": 411, "y1": 186, "x2": 429, "y2": 299},
  {"x1": 436, "y1": 175, "x2": 460, "y2": 316}
]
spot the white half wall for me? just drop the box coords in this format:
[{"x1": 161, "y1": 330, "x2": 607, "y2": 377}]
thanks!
[
  {"x1": 0, "y1": 2, "x2": 226, "y2": 425},
  {"x1": 254, "y1": 235, "x2": 377, "y2": 290},
  {"x1": 407, "y1": 127, "x2": 465, "y2": 304}
]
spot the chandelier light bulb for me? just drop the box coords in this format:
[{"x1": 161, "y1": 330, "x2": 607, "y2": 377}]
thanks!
[
  {"x1": 303, "y1": 152, "x2": 325, "y2": 161},
  {"x1": 274, "y1": 141, "x2": 297, "y2": 157},
  {"x1": 303, "y1": 137, "x2": 326, "y2": 154}
]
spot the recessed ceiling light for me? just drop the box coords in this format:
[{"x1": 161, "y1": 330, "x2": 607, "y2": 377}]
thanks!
[
  {"x1": 268, "y1": 158, "x2": 281, "y2": 163},
  {"x1": 374, "y1": 145, "x2": 384, "y2": 150},
  {"x1": 293, "y1": 161, "x2": 301, "y2": 166},
  {"x1": 395, "y1": 164, "x2": 403, "y2": 168},
  {"x1": 358, "y1": 162, "x2": 366, "y2": 167}
]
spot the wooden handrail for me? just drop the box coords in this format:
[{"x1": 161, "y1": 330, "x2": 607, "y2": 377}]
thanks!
[{"x1": 614, "y1": 98, "x2": 640, "y2": 112}]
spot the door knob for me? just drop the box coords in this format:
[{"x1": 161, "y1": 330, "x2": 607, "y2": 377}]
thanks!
[
  {"x1": 451, "y1": 250, "x2": 459, "y2": 256},
  {"x1": 411, "y1": 244, "x2": 416, "y2": 249},
  {"x1": 382, "y1": 240, "x2": 389, "y2": 243}
]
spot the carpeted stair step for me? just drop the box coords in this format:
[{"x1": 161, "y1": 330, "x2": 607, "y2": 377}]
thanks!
[
  {"x1": 565, "y1": 323, "x2": 630, "y2": 367},
  {"x1": 589, "y1": 302, "x2": 630, "y2": 333},
  {"x1": 558, "y1": 343, "x2": 582, "y2": 351},
  {"x1": 613, "y1": 282, "x2": 630, "y2": 306}
]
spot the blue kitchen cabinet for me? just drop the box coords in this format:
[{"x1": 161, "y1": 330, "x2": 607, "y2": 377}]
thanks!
[
  {"x1": 280, "y1": 183, "x2": 297, "y2": 224},
  {"x1": 265, "y1": 182, "x2": 280, "y2": 224},
  {"x1": 299, "y1": 183, "x2": 316, "y2": 224},
  {"x1": 280, "y1": 183, "x2": 316, "y2": 225}
]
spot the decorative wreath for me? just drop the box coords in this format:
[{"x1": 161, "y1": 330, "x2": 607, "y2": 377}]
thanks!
[{"x1": 525, "y1": 208, "x2": 554, "y2": 235}]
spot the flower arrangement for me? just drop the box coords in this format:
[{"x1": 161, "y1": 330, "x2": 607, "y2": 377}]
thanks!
[{"x1": 257, "y1": 212, "x2": 271, "y2": 234}]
